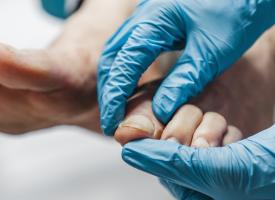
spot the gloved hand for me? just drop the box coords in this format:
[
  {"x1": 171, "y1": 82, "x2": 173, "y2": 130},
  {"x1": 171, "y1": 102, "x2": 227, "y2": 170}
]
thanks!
[
  {"x1": 97, "y1": 0, "x2": 275, "y2": 135},
  {"x1": 122, "y1": 125, "x2": 275, "y2": 200},
  {"x1": 159, "y1": 179, "x2": 211, "y2": 200}
]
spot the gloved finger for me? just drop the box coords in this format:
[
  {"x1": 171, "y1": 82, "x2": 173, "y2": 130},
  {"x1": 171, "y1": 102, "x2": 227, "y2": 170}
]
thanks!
[
  {"x1": 191, "y1": 112, "x2": 227, "y2": 147},
  {"x1": 159, "y1": 179, "x2": 212, "y2": 200},
  {"x1": 100, "y1": 22, "x2": 184, "y2": 135},
  {"x1": 97, "y1": 0, "x2": 154, "y2": 104},
  {"x1": 222, "y1": 125, "x2": 243, "y2": 146},
  {"x1": 122, "y1": 138, "x2": 236, "y2": 197},
  {"x1": 97, "y1": 0, "x2": 184, "y2": 103},
  {"x1": 99, "y1": 0, "x2": 188, "y2": 135},
  {"x1": 152, "y1": 35, "x2": 217, "y2": 124},
  {"x1": 97, "y1": 16, "x2": 137, "y2": 105},
  {"x1": 97, "y1": 22, "x2": 139, "y2": 135}
]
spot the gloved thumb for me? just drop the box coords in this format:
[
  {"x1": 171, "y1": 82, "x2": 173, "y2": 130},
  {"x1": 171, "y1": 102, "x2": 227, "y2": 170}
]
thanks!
[
  {"x1": 122, "y1": 138, "x2": 237, "y2": 198},
  {"x1": 159, "y1": 178, "x2": 212, "y2": 200}
]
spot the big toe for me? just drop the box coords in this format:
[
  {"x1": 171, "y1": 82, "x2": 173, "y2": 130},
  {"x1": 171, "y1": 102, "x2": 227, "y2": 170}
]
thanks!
[{"x1": 115, "y1": 88, "x2": 163, "y2": 145}]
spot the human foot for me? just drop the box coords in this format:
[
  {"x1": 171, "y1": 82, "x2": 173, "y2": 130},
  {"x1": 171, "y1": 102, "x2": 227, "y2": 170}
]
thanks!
[
  {"x1": 114, "y1": 79, "x2": 243, "y2": 146},
  {"x1": 115, "y1": 27, "x2": 275, "y2": 145},
  {"x1": 0, "y1": 0, "x2": 140, "y2": 134}
]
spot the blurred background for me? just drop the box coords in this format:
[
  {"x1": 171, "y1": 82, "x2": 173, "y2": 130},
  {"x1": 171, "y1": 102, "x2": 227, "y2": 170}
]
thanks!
[{"x1": 0, "y1": 1, "x2": 172, "y2": 199}]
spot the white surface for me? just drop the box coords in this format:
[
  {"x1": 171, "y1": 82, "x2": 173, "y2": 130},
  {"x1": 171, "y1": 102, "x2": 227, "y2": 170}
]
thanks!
[{"x1": 0, "y1": 1, "x2": 173, "y2": 200}]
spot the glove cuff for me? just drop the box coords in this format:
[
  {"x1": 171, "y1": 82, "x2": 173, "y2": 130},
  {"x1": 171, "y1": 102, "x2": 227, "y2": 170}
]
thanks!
[{"x1": 41, "y1": 0, "x2": 83, "y2": 19}]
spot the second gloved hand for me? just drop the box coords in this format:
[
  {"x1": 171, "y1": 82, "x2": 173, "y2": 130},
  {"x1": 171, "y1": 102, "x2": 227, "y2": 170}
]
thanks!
[
  {"x1": 97, "y1": 0, "x2": 275, "y2": 135},
  {"x1": 122, "y1": 125, "x2": 275, "y2": 200}
]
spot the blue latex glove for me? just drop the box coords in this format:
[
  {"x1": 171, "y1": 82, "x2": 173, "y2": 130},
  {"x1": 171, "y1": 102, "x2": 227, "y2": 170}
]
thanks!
[
  {"x1": 159, "y1": 179, "x2": 212, "y2": 200},
  {"x1": 160, "y1": 179, "x2": 212, "y2": 200},
  {"x1": 122, "y1": 125, "x2": 275, "y2": 200},
  {"x1": 97, "y1": 0, "x2": 275, "y2": 135}
]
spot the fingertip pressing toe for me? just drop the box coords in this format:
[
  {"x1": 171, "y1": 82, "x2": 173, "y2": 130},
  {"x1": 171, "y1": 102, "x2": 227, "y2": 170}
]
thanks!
[{"x1": 152, "y1": 99, "x2": 172, "y2": 124}]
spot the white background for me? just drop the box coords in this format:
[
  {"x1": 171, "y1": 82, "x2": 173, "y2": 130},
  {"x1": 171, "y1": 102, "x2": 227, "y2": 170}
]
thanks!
[{"x1": 0, "y1": 1, "x2": 173, "y2": 200}]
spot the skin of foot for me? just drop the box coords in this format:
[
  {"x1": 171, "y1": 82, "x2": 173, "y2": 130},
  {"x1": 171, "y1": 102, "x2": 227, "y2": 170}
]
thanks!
[
  {"x1": 115, "y1": 26, "x2": 275, "y2": 146},
  {"x1": 0, "y1": 0, "x2": 166, "y2": 134},
  {"x1": 0, "y1": 0, "x2": 139, "y2": 133},
  {"x1": 114, "y1": 80, "x2": 243, "y2": 147}
]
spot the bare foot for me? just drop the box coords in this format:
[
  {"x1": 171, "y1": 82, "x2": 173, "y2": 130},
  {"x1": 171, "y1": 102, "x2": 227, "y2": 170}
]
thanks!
[
  {"x1": 115, "y1": 80, "x2": 243, "y2": 146},
  {"x1": 0, "y1": 0, "x2": 139, "y2": 134}
]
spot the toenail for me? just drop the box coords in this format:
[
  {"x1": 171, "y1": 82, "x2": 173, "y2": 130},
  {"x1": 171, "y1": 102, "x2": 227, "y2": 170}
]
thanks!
[{"x1": 119, "y1": 115, "x2": 155, "y2": 136}]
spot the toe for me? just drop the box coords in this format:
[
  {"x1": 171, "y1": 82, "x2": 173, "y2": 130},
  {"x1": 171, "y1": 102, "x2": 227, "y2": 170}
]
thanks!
[
  {"x1": 191, "y1": 112, "x2": 227, "y2": 147},
  {"x1": 222, "y1": 125, "x2": 243, "y2": 145},
  {"x1": 115, "y1": 90, "x2": 164, "y2": 145},
  {"x1": 161, "y1": 104, "x2": 203, "y2": 145}
]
